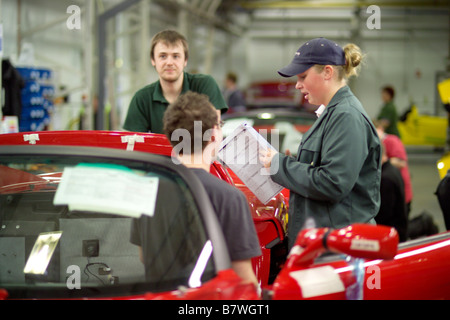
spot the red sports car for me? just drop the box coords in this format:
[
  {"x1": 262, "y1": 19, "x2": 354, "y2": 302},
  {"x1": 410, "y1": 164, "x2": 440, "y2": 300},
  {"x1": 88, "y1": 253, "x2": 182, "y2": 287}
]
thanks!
[
  {"x1": 0, "y1": 131, "x2": 286, "y2": 300},
  {"x1": 0, "y1": 130, "x2": 449, "y2": 300}
]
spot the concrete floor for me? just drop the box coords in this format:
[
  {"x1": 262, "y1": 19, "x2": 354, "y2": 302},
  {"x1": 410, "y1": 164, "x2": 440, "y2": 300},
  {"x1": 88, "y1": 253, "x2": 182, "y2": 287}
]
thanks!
[{"x1": 407, "y1": 148, "x2": 447, "y2": 233}]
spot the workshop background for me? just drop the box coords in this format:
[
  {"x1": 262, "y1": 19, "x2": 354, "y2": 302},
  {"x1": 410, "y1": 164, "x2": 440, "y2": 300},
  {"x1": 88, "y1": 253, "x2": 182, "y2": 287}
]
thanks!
[{"x1": 1, "y1": 0, "x2": 449, "y2": 231}]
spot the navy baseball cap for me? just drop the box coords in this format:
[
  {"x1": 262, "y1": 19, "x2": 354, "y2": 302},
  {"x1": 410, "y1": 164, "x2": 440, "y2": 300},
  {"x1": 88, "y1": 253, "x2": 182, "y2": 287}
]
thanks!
[{"x1": 278, "y1": 37, "x2": 346, "y2": 77}]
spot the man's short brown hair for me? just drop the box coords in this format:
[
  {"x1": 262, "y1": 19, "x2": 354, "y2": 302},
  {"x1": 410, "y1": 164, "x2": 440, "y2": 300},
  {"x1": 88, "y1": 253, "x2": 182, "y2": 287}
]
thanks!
[
  {"x1": 150, "y1": 29, "x2": 189, "y2": 61},
  {"x1": 163, "y1": 91, "x2": 218, "y2": 154},
  {"x1": 382, "y1": 85, "x2": 395, "y2": 99}
]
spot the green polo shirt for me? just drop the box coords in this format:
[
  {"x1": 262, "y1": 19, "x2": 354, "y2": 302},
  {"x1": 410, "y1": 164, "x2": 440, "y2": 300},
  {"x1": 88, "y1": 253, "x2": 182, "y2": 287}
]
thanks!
[
  {"x1": 377, "y1": 101, "x2": 400, "y2": 138},
  {"x1": 123, "y1": 72, "x2": 228, "y2": 133}
]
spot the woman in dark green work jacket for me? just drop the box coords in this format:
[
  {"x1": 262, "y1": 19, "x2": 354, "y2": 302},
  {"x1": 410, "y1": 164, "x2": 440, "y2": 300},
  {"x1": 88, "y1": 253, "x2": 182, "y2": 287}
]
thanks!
[{"x1": 261, "y1": 38, "x2": 381, "y2": 250}]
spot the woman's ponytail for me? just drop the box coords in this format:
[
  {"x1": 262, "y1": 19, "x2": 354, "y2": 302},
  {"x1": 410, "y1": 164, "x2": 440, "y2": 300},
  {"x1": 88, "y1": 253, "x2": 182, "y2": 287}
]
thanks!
[{"x1": 343, "y1": 43, "x2": 364, "y2": 79}]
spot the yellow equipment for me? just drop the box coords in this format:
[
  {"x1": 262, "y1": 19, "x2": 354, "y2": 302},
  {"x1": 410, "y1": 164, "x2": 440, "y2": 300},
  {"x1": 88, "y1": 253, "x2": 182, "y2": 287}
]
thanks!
[
  {"x1": 438, "y1": 78, "x2": 450, "y2": 105},
  {"x1": 398, "y1": 105, "x2": 448, "y2": 147}
]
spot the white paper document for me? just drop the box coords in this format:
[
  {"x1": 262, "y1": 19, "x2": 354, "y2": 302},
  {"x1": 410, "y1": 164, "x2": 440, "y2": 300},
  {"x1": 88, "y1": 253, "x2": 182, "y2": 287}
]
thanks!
[
  {"x1": 53, "y1": 164, "x2": 159, "y2": 218},
  {"x1": 217, "y1": 122, "x2": 283, "y2": 204}
]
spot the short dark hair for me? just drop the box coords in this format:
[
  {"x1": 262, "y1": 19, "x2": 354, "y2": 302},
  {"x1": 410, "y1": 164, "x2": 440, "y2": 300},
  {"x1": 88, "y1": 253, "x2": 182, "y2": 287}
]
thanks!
[
  {"x1": 163, "y1": 91, "x2": 218, "y2": 153},
  {"x1": 382, "y1": 85, "x2": 395, "y2": 99},
  {"x1": 150, "y1": 29, "x2": 189, "y2": 61},
  {"x1": 226, "y1": 72, "x2": 238, "y2": 83}
]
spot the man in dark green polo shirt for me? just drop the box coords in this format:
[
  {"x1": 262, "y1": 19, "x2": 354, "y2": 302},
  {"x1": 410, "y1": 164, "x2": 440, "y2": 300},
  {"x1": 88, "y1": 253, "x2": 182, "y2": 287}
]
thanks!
[{"x1": 123, "y1": 30, "x2": 228, "y2": 133}]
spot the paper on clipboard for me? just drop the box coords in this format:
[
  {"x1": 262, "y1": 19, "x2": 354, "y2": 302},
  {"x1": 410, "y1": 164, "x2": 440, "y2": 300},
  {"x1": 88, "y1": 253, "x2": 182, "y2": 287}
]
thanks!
[{"x1": 217, "y1": 122, "x2": 283, "y2": 204}]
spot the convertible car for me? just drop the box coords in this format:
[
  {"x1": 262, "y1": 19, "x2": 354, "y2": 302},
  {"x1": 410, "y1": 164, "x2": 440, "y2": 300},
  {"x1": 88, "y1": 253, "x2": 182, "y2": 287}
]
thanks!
[
  {"x1": 0, "y1": 130, "x2": 449, "y2": 300},
  {"x1": 0, "y1": 131, "x2": 286, "y2": 300}
]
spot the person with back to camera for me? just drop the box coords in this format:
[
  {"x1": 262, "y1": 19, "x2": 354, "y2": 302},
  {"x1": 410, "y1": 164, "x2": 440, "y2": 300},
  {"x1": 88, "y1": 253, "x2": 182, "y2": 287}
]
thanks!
[
  {"x1": 260, "y1": 37, "x2": 381, "y2": 250},
  {"x1": 123, "y1": 29, "x2": 228, "y2": 133},
  {"x1": 376, "y1": 143, "x2": 408, "y2": 242},
  {"x1": 374, "y1": 120, "x2": 413, "y2": 216},
  {"x1": 163, "y1": 91, "x2": 261, "y2": 287}
]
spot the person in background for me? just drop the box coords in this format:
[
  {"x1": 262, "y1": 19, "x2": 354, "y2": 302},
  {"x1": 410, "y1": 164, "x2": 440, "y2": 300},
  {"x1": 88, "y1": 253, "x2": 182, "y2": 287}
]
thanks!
[
  {"x1": 163, "y1": 91, "x2": 261, "y2": 286},
  {"x1": 376, "y1": 143, "x2": 408, "y2": 242},
  {"x1": 377, "y1": 85, "x2": 401, "y2": 138},
  {"x1": 123, "y1": 29, "x2": 228, "y2": 133},
  {"x1": 375, "y1": 120, "x2": 413, "y2": 216},
  {"x1": 375, "y1": 120, "x2": 438, "y2": 239},
  {"x1": 436, "y1": 169, "x2": 450, "y2": 231},
  {"x1": 260, "y1": 37, "x2": 381, "y2": 250},
  {"x1": 223, "y1": 72, "x2": 246, "y2": 113}
]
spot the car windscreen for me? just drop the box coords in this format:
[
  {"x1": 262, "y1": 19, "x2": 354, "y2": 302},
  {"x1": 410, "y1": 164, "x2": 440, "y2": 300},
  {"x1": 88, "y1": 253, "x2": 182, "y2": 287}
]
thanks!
[{"x1": 0, "y1": 154, "x2": 215, "y2": 298}]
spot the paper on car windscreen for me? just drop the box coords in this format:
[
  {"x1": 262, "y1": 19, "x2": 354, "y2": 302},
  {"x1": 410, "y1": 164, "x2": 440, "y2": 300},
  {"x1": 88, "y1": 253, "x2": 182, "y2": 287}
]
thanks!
[
  {"x1": 53, "y1": 164, "x2": 159, "y2": 218},
  {"x1": 217, "y1": 122, "x2": 283, "y2": 204}
]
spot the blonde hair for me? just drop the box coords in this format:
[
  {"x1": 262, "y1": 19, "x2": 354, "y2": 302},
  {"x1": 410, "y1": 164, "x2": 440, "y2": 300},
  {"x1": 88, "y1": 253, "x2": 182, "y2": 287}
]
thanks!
[
  {"x1": 314, "y1": 43, "x2": 364, "y2": 81},
  {"x1": 342, "y1": 43, "x2": 363, "y2": 79}
]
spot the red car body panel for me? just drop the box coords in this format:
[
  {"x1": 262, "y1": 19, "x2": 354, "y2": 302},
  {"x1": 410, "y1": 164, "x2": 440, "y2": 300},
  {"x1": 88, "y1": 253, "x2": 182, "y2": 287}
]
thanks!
[
  {"x1": 271, "y1": 227, "x2": 450, "y2": 300},
  {"x1": 0, "y1": 270, "x2": 259, "y2": 301},
  {"x1": 143, "y1": 270, "x2": 259, "y2": 300},
  {"x1": 253, "y1": 124, "x2": 311, "y2": 134},
  {"x1": 246, "y1": 81, "x2": 300, "y2": 106}
]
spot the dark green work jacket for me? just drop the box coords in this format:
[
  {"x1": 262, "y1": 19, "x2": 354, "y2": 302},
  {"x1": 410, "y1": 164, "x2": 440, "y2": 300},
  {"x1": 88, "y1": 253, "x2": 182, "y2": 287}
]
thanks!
[{"x1": 270, "y1": 86, "x2": 381, "y2": 249}]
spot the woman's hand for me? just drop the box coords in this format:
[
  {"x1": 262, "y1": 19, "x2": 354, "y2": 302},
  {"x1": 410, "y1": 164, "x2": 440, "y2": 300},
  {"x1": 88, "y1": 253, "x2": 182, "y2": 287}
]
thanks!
[{"x1": 259, "y1": 148, "x2": 278, "y2": 169}]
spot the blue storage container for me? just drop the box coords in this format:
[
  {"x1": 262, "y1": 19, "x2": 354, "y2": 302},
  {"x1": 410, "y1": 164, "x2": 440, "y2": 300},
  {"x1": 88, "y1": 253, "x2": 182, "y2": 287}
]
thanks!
[
  {"x1": 21, "y1": 106, "x2": 46, "y2": 120},
  {"x1": 22, "y1": 81, "x2": 55, "y2": 96},
  {"x1": 16, "y1": 67, "x2": 52, "y2": 81},
  {"x1": 19, "y1": 118, "x2": 46, "y2": 132},
  {"x1": 17, "y1": 67, "x2": 54, "y2": 132}
]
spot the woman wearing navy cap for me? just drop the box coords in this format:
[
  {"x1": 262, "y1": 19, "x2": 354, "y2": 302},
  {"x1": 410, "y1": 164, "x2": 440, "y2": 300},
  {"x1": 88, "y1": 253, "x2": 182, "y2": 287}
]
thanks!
[{"x1": 261, "y1": 38, "x2": 381, "y2": 250}]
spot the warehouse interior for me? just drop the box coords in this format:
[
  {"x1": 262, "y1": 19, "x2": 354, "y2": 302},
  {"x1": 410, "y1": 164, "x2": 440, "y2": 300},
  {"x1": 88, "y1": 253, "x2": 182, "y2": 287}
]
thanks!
[{"x1": 1, "y1": 0, "x2": 449, "y2": 232}]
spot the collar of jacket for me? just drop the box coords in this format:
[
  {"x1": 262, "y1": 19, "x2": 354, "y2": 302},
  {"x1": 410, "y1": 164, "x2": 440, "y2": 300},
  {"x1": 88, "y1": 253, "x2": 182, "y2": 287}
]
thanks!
[
  {"x1": 327, "y1": 85, "x2": 353, "y2": 110},
  {"x1": 300, "y1": 86, "x2": 352, "y2": 142}
]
